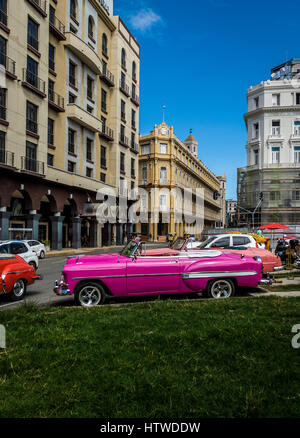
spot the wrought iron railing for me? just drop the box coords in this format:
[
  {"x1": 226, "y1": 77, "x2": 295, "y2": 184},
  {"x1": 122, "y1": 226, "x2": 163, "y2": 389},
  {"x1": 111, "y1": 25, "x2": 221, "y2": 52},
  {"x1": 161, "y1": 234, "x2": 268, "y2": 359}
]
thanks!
[
  {"x1": 21, "y1": 156, "x2": 44, "y2": 174},
  {"x1": 0, "y1": 52, "x2": 15, "y2": 76},
  {"x1": 23, "y1": 69, "x2": 46, "y2": 94},
  {"x1": 48, "y1": 90, "x2": 65, "y2": 109},
  {"x1": 0, "y1": 150, "x2": 14, "y2": 167}
]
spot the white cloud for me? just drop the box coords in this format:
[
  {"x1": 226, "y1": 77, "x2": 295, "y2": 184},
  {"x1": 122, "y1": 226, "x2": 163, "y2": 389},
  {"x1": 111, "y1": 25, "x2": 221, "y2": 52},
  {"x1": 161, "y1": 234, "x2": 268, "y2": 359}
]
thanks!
[{"x1": 129, "y1": 8, "x2": 163, "y2": 33}]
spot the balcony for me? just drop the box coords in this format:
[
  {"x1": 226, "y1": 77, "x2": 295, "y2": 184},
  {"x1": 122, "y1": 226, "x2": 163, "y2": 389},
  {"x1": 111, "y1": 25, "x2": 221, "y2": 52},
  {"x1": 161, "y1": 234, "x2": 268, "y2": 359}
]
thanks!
[
  {"x1": 99, "y1": 124, "x2": 114, "y2": 142},
  {"x1": 119, "y1": 80, "x2": 130, "y2": 97},
  {"x1": 21, "y1": 156, "x2": 45, "y2": 176},
  {"x1": 130, "y1": 142, "x2": 139, "y2": 154},
  {"x1": 119, "y1": 133, "x2": 129, "y2": 148},
  {"x1": 131, "y1": 92, "x2": 139, "y2": 107},
  {"x1": 67, "y1": 103, "x2": 102, "y2": 133},
  {"x1": 100, "y1": 65, "x2": 114, "y2": 87},
  {"x1": 48, "y1": 90, "x2": 65, "y2": 112},
  {"x1": 64, "y1": 32, "x2": 101, "y2": 75},
  {"x1": 0, "y1": 150, "x2": 14, "y2": 168},
  {"x1": 26, "y1": 0, "x2": 47, "y2": 18},
  {"x1": 22, "y1": 69, "x2": 46, "y2": 98},
  {"x1": 49, "y1": 14, "x2": 66, "y2": 41},
  {"x1": 0, "y1": 52, "x2": 16, "y2": 79}
]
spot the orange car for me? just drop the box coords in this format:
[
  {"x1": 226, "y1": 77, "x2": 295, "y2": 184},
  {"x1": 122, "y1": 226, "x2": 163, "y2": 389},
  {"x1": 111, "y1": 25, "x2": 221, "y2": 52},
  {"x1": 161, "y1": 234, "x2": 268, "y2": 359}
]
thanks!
[{"x1": 0, "y1": 254, "x2": 41, "y2": 301}]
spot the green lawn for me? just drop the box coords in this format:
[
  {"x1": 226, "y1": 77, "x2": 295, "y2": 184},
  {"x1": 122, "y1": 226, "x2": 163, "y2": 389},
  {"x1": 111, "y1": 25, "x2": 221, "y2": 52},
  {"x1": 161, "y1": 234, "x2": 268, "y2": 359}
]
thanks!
[{"x1": 0, "y1": 297, "x2": 300, "y2": 418}]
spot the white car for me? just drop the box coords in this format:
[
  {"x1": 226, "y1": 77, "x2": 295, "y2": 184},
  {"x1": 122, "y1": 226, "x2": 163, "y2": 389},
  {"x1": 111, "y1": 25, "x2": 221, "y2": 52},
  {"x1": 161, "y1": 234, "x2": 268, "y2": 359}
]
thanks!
[
  {"x1": 196, "y1": 234, "x2": 257, "y2": 249},
  {"x1": 0, "y1": 241, "x2": 39, "y2": 270},
  {"x1": 24, "y1": 240, "x2": 46, "y2": 259}
]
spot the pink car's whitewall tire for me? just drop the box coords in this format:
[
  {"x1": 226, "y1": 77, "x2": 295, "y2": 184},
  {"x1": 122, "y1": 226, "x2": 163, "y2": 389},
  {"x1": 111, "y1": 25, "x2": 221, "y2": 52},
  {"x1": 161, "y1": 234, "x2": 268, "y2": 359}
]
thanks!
[
  {"x1": 206, "y1": 279, "x2": 235, "y2": 299},
  {"x1": 74, "y1": 282, "x2": 105, "y2": 307}
]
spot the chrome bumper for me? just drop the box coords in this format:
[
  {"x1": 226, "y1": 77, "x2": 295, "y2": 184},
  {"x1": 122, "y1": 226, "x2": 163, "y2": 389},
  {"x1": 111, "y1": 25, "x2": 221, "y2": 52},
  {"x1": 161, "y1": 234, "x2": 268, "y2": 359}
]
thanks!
[
  {"x1": 259, "y1": 278, "x2": 273, "y2": 286},
  {"x1": 274, "y1": 266, "x2": 284, "y2": 271}
]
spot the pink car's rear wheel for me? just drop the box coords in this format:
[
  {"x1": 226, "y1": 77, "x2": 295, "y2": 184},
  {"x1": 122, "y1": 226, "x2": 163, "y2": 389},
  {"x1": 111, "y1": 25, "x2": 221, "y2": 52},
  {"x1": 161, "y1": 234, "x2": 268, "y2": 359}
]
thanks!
[
  {"x1": 207, "y1": 279, "x2": 235, "y2": 299},
  {"x1": 75, "y1": 282, "x2": 105, "y2": 307}
]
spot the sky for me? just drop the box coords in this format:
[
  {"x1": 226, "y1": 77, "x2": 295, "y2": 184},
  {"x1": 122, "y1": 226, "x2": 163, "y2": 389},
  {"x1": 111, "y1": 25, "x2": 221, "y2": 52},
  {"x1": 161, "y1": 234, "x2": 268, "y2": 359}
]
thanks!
[{"x1": 114, "y1": 0, "x2": 300, "y2": 199}]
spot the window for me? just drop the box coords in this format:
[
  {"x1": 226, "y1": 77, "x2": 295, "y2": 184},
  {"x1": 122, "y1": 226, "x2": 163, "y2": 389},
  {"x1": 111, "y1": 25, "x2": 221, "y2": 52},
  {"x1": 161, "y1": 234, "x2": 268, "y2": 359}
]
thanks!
[
  {"x1": 120, "y1": 152, "x2": 125, "y2": 173},
  {"x1": 131, "y1": 158, "x2": 135, "y2": 178},
  {"x1": 294, "y1": 121, "x2": 300, "y2": 135},
  {"x1": 102, "y1": 33, "x2": 108, "y2": 56},
  {"x1": 28, "y1": 16, "x2": 39, "y2": 51},
  {"x1": 69, "y1": 92, "x2": 76, "y2": 104},
  {"x1": 141, "y1": 144, "x2": 150, "y2": 155},
  {"x1": 160, "y1": 143, "x2": 167, "y2": 154},
  {"x1": 0, "y1": 88, "x2": 6, "y2": 121},
  {"x1": 272, "y1": 147, "x2": 280, "y2": 164},
  {"x1": 25, "y1": 141, "x2": 37, "y2": 171},
  {"x1": 131, "y1": 109, "x2": 136, "y2": 129},
  {"x1": 132, "y1": 61, "x2": 136, "y2": 80},
  {"x1": 0, "y1": 130, "x2": 5, "y2": 163},
  {"x1": 254, "y1": 149, "x2": 259, "y2": 165},
  {"x1": 132, "y1": 83, "x2": 136, "y2": 99},
  {"x1": 292, "y1": 191, "x2": 300, "y2": 201},
  {"x1": 100, "y1": 172, "x2": 106, "y2": 183},
  {"x1": 211, "y1": 237, "x2": 230, "y2": 248},
  {"x1": 272, "y1": 120, "x2": 280, "y2": 135},
  {"x1": 252, "y1": 122, "x2": 259, "y2": 139},
  {"x1": 142, "y1": 165, "x2": 147, "y2": 184},
  {"x1": 120, "y1": 124, "x2": 125, "y2": 143},
  {"x1": 68, "y1": 128, "x2": 76, "y2": 154},
  {"x1": 86, "y1": 167, "x2": 93, "y2": 178},
  {"x1": 87, "y1": 76, "x2": 94, "y2": 101},
  {"x1": 86, "y1": 138, "x2": 93, "y2": 161},
  {"x1": 27, "y1": 56, "x2": 38, "y2": 87},
  {"x1": 120, "y1": 71, "x2": 126, "y2": 89},
  {"x1": 47, "y1": 153, "x2": 54, "y2": 167},
  {"x1": 269, "y1": 191, "x2": 281, "y2": 201},
  {"x1": 0, "y1": 35, "x2": 6, "y2": 67},
  {"x1": 101, "y1": 88, "x2": 107, "y2": 112},
  {"x1": 296, "y1": 93, "x2": 300, "y2": 105},
  {"x1": 232, "y1": 236, "x2": 251, "y2": 246},
  {"x1": 294, "y1": 146, "x2": 300, "y2": 163},
  {"x1": 69, "y1": 61, "x2": 76, "y2": 87},
  {"x1": 254, "y1": 96, "x2": 259, "y2": 108},
  {"x1": 160, "y1": 167, "x2": 167, "y2": 184},
  {"x1": 26, "y1": 101, "x2": 38, "y2": 134},
  {"x1": 101, "y1": 145, "x2": 106, "y2": 168},
  {"x1": 0, "y1": 0, "x2": 7, "y2": 26},
  {"x1": 160, "y1": 195, "x2": 167, "y2": 211},
  {"x1": 272, "y1": 94, "x2": 280, "y2": 106},
  {"x1": 131, "y1": 132, "x2": 135, "y2": 149},
  {"x1": 121, "y1": 99, "x2": 126, "y2": 120},
  {"x1": 48, "y1": 118, "x2": 54, "y2": 145},
  {"x1": 68, "y1": 160, "x2": 76, "y2": 173},
  {"x1": 88, "y1": 16, "x2": 94, "y2": 40},
  {"x1": 121, "y1": 48, "x2": 126, "y2": 69},
  {"x1": 10, "y1": 242, "x2": 28, "y2": 255},
  {"x1": 70, "y1": 0, "x2": 77, "y2": 20},
  {"x1": 48, "y1": 79, "x2": 55, "y2": 102},
  {"x1": 101, "y1": 116, "x2": 106, "y2": 134},
  {"x1": 49, "y1": 44, "x2": 55, "y2": 71}
]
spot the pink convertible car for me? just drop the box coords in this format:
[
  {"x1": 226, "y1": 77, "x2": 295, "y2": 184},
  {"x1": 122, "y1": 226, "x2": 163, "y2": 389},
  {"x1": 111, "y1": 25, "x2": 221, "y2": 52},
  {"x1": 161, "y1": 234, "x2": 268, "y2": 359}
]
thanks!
[{"x1": 54, "y1": 240, "x2": 267, "y2": 307}]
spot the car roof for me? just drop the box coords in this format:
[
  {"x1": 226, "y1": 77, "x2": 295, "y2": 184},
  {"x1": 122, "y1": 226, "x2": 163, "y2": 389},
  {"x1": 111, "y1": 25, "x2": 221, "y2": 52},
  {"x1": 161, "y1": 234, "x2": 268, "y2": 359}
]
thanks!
[{"x1": 211, "y1": 234, "x2": 253, "y2": 238}]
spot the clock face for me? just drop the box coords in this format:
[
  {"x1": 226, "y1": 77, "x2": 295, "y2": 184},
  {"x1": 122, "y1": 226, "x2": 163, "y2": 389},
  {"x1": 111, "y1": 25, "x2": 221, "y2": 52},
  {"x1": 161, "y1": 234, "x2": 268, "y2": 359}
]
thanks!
[{"x1": 160, "y1": 127, "x2": 168, "y2": 135}]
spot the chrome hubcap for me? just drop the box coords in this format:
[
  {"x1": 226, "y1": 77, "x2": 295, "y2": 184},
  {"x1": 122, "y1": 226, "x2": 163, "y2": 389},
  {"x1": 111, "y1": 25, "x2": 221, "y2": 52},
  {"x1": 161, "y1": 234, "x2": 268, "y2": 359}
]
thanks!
[
  {"x1": 211, "y1": 280, "x2": 232, "y2": 298},
  {"x1": 13, "y1": 280, "x2": 25, "y2": 297},
  {"x1": 79, "y1": 286, "x2": 101, "y2": 307}
]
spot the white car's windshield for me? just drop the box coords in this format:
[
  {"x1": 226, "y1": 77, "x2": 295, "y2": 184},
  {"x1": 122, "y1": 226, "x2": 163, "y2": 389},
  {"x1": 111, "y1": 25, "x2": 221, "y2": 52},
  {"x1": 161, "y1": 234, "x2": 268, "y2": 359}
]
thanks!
[{"x1": 196, "y1": 237, "x2": 217, "y2": 249}]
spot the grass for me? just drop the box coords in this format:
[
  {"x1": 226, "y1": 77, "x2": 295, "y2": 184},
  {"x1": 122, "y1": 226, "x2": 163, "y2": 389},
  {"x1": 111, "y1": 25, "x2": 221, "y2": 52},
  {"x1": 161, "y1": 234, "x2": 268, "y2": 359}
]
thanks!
[
  {"x1": 0, "y1": 297, "x2": 300, "y2": 418},
  {"x1": 263, "y1": 284, "x2": 300, "y2": 292}
]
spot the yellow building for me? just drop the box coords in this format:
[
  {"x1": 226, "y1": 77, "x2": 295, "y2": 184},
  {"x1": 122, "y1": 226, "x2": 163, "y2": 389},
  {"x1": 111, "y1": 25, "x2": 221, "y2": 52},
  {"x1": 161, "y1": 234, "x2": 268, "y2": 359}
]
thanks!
[
  {"x1": 138, "y1": 122, "x2": 222, "y2": 240},
  {"x1": 0, "y1": 0, "x2": 140, "y2": 249}
]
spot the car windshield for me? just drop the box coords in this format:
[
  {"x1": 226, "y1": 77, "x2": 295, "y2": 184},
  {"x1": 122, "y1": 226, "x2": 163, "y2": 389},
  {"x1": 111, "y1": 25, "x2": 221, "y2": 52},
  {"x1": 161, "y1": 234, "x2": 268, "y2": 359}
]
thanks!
[
  {"x1": 196, "y1": 237, "x2": 217, "y2": 249},
  {"x1": 171, "y1": 238, "x2": 186, "y2": 250},
  {"x1": 120, "y1": 240, "x2": 140, "y2": 257}
]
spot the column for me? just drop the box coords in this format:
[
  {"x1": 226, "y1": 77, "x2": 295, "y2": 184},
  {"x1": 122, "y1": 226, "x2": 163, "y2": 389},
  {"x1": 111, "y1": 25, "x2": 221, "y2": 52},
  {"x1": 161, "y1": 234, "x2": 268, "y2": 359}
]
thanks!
[
  {"x1": 89, "y1": 219, "x2": 98, "y2": 248},
  {"x1": 0, "y1": 211, "x2": 12, "y2": 241},
  {"x1": 26, "y1": 212, "x2": 41, "y2": 240},
  {"x1": 71, "y1": 217, "x2": 81, "y2": 249},
  {"x1": 50, "y1": 215, "x2": 65, "y2": 251}
]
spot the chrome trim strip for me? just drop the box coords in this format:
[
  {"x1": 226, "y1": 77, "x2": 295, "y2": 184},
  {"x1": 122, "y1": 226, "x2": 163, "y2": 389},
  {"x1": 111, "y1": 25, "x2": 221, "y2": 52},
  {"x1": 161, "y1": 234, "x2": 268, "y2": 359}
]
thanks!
[
  {"x1": 5, "y1": 270, "x2": 33, "y2": 275},
  {"x1": 182, "y1": 271, "x2": 258, "y2": 279}
]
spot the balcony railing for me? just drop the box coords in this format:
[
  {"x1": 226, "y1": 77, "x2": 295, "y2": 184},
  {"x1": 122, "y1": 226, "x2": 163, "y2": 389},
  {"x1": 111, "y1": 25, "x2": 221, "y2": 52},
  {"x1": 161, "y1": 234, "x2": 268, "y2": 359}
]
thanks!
[
  {"x1": 22, "y1": 68, "x2": 46, "y2": 97},
  {"x1": 21, "y1": 156, "x2": 45, "y2": 175},
  {"x1": 130, "y1": 142, "x2": 139, "y2": 153},
  {"x1": 27, "y1": 33, "x2": 39, "y2": 51},
  {"x1": 0, "y1": 150, "x2": 14, "y2": 167},
  {"x1": 99, "y1": 124, "x2": 114, "y2": 141},
  {"x1": 48, "y1": 90, "x2": 65, "y2": 112},
  {"x1": 119, "y1": 133, "x2": 129, "y2": 147},
  {"x1": 0, "y1": 9, "x2": 8, "y2": 27},
  {"x1": 119, "y1": 80, "x2": 130, "y2": 97},
  {"x1": 0, "y1": 52, "x2": 16, "y2": 77},
  {"x1": 100, "y1": 65, "x2": 114, "y2": 87},
  {"x1": 26, "y1": 118, "x2": 38, "y2": 134},
  {"x1": 131, "y1": 92, "x2": 139, "y2": 106},
  {"x1": 49, "y1": 14, "x2": 66, "y2": 40}
]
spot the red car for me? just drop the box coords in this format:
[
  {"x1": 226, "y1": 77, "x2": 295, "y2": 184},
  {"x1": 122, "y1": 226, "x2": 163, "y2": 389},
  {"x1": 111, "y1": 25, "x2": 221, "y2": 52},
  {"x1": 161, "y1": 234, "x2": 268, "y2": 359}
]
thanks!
[
  {"x1": 142, "y1": 237, "x2": 283, "y2": 274},
  {"x1": 0, "y1": 254, "x2": 41, "y2": 301}
]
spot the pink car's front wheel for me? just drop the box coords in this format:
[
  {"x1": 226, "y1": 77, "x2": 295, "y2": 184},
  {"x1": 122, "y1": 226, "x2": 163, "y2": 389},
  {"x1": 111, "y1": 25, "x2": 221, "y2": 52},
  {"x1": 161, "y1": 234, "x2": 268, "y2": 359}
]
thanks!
[
  {"x1": 206, "y1": 279, "x2": 236, "y2": 299},
  {"x1": 74, "y1": 282, "x2": 105, "y2": 307}
]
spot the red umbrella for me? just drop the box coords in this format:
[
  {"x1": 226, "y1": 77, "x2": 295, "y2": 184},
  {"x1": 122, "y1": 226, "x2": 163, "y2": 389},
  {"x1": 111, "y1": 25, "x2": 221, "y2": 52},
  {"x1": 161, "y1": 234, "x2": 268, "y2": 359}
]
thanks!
[{"x1": 258, "y1": 223, "x2": 290, "y2": 230}]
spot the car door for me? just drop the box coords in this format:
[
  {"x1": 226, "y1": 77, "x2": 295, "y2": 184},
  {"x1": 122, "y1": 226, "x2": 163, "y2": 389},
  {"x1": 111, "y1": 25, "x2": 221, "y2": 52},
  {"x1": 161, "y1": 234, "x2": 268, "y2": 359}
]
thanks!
[
  {"x1": 232, "y1": 236, "x2": 252, "y2": 248},
  {"x1": 126, "y1": 256, "x2": 180, "y2": 295},
  {"x1": 28, "y1": 240, "x2": 39, "y2": 255},
  {"x1": 10, "y1": 242, "x2": 29, "y2": 262},
  {"x1": 210, "y1": 236, "x2": 231, "y2": 248}
]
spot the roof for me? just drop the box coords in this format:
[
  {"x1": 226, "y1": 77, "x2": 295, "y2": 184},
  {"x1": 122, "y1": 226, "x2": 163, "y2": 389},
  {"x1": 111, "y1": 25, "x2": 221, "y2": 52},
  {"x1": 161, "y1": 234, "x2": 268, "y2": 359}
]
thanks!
[{"x1": 184, "y1": 129, "x2": 198, "y2": 144}]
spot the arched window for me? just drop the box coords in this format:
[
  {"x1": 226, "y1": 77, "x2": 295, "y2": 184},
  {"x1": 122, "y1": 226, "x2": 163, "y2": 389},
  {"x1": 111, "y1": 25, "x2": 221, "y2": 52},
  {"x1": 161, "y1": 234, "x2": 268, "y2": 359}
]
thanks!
[
  {"x1": 88, "y1": 16, "x2": 94, "y2": 39},
  {"x1": 121, "y1": 48, "x2": 126, "y2": 69},
  {"x1": 132, "y1": 61, "x2": 136, "y2": 80},
  {"x1": 70, "y1": 0, "x2": 77, "y2": 19},
  {"x1": 102, "y1": 33, "x2": 108, "y2": 56}
]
